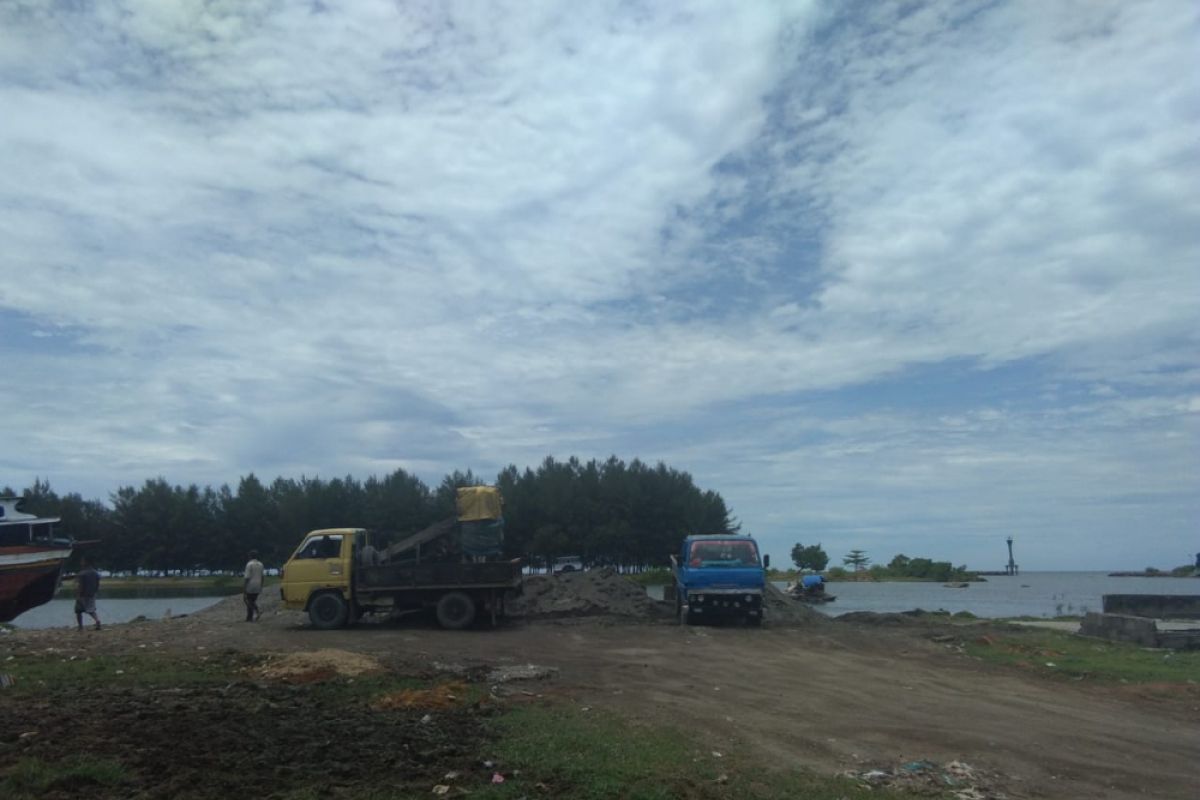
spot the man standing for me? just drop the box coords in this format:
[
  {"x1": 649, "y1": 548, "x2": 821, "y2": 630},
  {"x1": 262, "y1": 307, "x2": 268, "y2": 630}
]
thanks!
[
  {"x1": 74, "y1": 557, "x2": 101, "y2": 631},
  {"x1": 243, "y1": 550, "x2": 264, "y2": 622}
]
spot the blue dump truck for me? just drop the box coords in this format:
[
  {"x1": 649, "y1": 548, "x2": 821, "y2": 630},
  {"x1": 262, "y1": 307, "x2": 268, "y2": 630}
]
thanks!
[{"x1": 671, "y1": 534, "x2": 770, "y2": 626}]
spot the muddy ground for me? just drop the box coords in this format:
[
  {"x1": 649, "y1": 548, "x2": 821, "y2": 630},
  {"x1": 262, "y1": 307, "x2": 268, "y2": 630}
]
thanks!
[
  {"x1": 2, "y1": 662, "x2": 493, "y2": 799},
  {"x1": 2, "y1": 575, "x2": 1198, "y2": 799}
]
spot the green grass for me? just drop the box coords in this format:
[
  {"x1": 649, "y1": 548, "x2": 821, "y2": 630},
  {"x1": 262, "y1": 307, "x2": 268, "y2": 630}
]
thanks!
[
  {"x1": 0, "y1": 652, "x2": 239, "y2": 694},
  {"x1": 1, "y1": 757, "x2": 129, "y2": 798},
  {"x1": 964, "y1": 629, "x2": 1200, "y2": 683},
  {"x1": 481, "y1": 704, "x2": 923, "y2": 800}
]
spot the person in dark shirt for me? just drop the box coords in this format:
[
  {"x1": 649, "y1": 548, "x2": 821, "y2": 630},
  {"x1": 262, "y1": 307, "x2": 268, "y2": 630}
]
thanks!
[{"x1": 74, "y1": 557, "x2": 101, "y2": 631}]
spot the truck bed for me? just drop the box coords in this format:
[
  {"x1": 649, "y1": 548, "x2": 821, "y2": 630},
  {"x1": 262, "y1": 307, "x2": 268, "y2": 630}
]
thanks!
[{"x1": 357, "y1": 560, "x2": 522, "y2": 592}]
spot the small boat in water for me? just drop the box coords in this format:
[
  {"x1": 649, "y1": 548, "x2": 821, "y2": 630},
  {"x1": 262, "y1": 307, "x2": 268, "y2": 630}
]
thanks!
[
  {"x1": 0, "y1": 497, "x2": 74, "y2": 623},
  {"x1": 785, "y1": 580, "x2": 837, "y2": 603}
]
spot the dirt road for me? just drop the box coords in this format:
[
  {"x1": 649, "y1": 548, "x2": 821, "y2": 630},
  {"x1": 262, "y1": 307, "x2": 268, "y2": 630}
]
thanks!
[{"x1": 5, "y1": 592, "x2": 1197, "y2": 799}]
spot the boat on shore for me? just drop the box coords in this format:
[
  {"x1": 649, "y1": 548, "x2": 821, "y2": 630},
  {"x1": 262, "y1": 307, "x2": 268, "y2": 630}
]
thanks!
[
  {"x1": 0, "y1": 497, "x2": 74, "y2": 623},
  {"x1": 785, "y1": 580, "x2": 837, "y2": 603}
]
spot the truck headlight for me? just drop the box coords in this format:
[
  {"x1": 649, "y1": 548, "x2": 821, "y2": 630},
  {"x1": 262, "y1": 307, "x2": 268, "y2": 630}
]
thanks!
[{"x1": 745, "y1": 594, "x2": 752, "y2": 603}]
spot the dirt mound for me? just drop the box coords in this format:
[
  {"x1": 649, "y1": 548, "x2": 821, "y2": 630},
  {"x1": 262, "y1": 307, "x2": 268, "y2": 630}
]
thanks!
[
  {"x1": 255, "y1": 649, "x2": 384, "y2": 681},
  {"x1": 373, "y1": 682, "x2": 472, "y2": 711},
  {"x1": 835, "y1": 611, "x2": 924, "y2": 626},
  {"x1": 763, "y1": 583, "x2": 828, "y2": 626},
  {"x1": 509, "y1": 568, "x2": 671, "y2": 619}
]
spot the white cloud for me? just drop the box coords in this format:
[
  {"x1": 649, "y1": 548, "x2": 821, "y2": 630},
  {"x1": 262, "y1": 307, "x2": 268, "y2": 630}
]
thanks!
[{"x1": 0, "y1": 0, "x2": 1196, "y2": 568}]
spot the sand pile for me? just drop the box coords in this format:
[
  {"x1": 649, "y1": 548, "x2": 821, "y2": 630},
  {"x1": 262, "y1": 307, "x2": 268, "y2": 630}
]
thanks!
[
  {"x1": 762, "y1": 583, "x2": 828, "y2": 626},
  {"x1": 255, "y1": 649, "x2": 384, "y2": 681},
  {"x1": 372, "y1": 682, "x2": 472, "y2": 711},
  {"x1": 509, "y1": 568, "x2": 672, "y2": 619}
]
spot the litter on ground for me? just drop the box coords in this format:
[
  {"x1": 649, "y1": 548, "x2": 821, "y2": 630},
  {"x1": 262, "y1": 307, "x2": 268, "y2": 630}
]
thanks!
[{"x1": 842, "y1": 759, "x2": 1010, "y2": 799}]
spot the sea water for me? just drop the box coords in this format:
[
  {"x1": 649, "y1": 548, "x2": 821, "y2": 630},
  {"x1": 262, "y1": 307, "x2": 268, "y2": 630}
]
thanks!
[
  {"x1": 7, "y1": 596, "x2": 225, "y2": 630},
  {"x1": 789, "y1": 572, "x2": 1199, "y2": 618}
]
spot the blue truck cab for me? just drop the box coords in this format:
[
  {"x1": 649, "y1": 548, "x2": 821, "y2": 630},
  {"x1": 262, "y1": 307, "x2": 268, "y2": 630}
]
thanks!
[{"x1": 671, "y1": 534, "x2": 770, "y2": 626}]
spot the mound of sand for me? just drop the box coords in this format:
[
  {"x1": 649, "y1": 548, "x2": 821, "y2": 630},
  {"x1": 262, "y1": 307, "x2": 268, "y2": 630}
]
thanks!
[
  {"x1": 509, "y1": 568, "x2": 672, "y2": 619},
  {"x1": 256, "y1": 649, "x2": 384, "y2": 680},
  {"x1": 507, "y1": 569, "x2": 824, "y2": 625},
  {"x1": 372, "y1": 682, "x2": 471, "y2": 711},
  {"x1": 762, "y1": 583, "x2": 828, "y2": 626},
  {"x1": 834, "y1": 611, "x2": 922, "y2": 626}
]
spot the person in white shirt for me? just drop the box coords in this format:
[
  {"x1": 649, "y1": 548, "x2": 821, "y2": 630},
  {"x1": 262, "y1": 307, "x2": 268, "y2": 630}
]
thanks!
[
  {"x1": 359, "y1": 541, "x2": 380, "y2": 567},
  {"x1": 243, "y1": 550, "x2": 264, "y2": 622}
]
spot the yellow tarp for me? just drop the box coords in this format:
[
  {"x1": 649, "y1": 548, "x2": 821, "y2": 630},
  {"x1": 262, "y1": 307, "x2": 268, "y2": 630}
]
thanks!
[{"x1": 456, "y1": 486, "x2": 503, "y2": 522}]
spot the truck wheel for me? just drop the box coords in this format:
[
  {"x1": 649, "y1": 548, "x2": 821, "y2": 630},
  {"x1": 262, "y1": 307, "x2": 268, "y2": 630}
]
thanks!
[
  {"x1": 435, "y1": 591, "x2": 476, "y2": 630},
  {"x1": 309, "y1": 592, "x2": 349, "y2": 629}
]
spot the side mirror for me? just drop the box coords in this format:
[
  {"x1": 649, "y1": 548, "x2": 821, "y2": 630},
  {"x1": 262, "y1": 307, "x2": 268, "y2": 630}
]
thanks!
[{"x1": 763, "y1": 554, "x2": 770, "y2": 569}]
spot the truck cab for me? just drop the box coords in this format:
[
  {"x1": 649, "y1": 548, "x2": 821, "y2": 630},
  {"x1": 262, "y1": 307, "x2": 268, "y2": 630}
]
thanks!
[
  {"x1": 280, "y1": 528, "x2": 361, "y2": 628},
  {"x1": 671, "y1": 534, "x2": 769, "y2": 626}
]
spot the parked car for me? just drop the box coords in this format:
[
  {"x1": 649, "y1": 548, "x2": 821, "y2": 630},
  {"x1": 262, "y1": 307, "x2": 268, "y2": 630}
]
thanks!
[{"x1": 553, "y1": 555, "x2": 584, "y2": 574}]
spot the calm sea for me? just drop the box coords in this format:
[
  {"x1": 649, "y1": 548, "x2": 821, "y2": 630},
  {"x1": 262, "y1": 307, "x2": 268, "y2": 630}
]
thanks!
[
  {"x1": 7, "y1": 596, "x2": 226, "y2": 630},
  {"x1": 791, "y1": 572, "x2": 1199, "y2": 619}
]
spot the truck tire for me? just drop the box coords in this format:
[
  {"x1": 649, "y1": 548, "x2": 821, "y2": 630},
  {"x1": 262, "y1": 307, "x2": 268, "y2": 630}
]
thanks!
[
  {"x1": 309, "y1": 591, "x2": 349, "y2": 629},
  {"x1": 435, "y1": 591, "x2": 476, "y2": 630}
]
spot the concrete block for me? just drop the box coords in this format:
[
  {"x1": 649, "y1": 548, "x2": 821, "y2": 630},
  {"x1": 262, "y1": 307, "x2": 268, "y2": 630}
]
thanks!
[{"x1": 1080, "y1": 612, "x2": 1159, "y2": 647}]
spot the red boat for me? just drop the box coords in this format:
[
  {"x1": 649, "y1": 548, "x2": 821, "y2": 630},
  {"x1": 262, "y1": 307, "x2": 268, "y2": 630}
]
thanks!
[{"x1": 0, "y1": 497, "x2": 74, "y2": 623}]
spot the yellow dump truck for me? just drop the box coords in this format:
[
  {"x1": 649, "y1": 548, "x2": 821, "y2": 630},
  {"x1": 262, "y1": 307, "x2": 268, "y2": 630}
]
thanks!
[{"x1": 280, "y1": 487, "x2": 522, "y2": 630}]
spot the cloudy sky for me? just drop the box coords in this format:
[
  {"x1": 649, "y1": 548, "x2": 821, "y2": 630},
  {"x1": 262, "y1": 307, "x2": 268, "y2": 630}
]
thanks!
[{"x1": 2, "y1": 0, "x2": 1197, "y2": 570}]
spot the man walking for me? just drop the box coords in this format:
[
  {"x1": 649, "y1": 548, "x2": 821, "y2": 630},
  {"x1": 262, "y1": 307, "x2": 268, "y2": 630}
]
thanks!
[
  {"x1": 74, "y1": 557, "x2": 101, "y2": 631},
  {"x1": 243, "y1": 550, "x2": 264, "y2": 622}
]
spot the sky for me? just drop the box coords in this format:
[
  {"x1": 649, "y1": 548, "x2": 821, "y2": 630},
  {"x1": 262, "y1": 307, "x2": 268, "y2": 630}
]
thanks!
[{"x1": 1, "y1": 0, "x2": 1197, "y2": 571}]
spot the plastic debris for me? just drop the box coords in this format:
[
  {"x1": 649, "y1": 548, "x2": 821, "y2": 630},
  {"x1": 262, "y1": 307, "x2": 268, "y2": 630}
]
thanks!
[
  {"x1": 486, "y1": 664, "x2": 559, "y2": 683},
  {"x1": 843, "y1": 760, "x2": 1005, "y2": 798},
  {"x1": 0, "y1": 674, "x2": 15, "y2": 689},
  {"x1": 491, "y1": 773, "x2": 505, "y2": 784},
  {"x1": 432, "y1": 786, "x2": 450, "y2": 795}
]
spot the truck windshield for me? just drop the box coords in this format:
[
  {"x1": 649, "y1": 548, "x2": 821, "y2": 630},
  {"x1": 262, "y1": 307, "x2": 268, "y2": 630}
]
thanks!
[
  {"x1": 295, "y1": 534, "x2": 343, "y2": 560},
  {"x1": 688, "y1": 540, "x2": 759, "y2": 567}
]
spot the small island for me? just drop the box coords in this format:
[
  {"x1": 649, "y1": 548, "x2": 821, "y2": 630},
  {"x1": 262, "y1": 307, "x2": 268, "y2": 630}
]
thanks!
[
  {"x1": 1108, "y1": 564, "x2": 1198, "y2": 578},
  {"x1": 789, "y1": 544, "x2": 982, "y2": 583}
]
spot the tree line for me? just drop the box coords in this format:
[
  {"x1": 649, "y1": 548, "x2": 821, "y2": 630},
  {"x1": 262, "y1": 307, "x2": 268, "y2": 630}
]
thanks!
[
  {"x1": 4, "y1": 456, "x2": 736, "y2": 573},
  {"x1": 791, "y1": 543, "x2": 976, "y2": 581}
]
